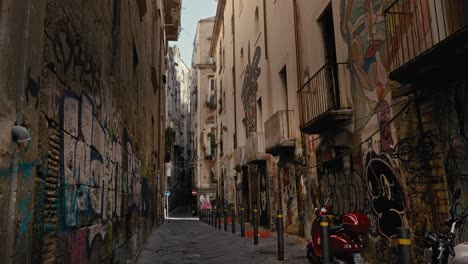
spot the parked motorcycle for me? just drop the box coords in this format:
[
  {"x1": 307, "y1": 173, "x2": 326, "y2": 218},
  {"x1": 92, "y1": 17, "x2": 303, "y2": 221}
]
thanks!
[
  {"x1": 306, "y1": 192, "x2": 370, "y2": 263},
  {"x1": 424, "y1": 190, "x2": 468, "y2": 264}
]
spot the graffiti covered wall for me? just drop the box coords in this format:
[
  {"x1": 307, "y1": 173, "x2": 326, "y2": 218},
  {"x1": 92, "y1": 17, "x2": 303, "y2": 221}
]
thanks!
[
  {"x1": 0, "y1": 0, "x2": 169, "y2": 262},
  {"x1": 315, "y1": 0, "x2": 466, "y2": 262}
]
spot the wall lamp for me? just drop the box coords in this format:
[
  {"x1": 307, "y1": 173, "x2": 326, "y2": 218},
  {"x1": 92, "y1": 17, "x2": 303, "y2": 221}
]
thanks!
[{"x1": 11, "y1": 125, "x2": 31, "y2": 143}]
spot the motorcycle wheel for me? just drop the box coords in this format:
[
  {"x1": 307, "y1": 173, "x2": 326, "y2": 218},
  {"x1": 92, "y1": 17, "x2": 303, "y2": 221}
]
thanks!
[{"x1": 306, "y1": 247, "x2": 321, "y2": 264}]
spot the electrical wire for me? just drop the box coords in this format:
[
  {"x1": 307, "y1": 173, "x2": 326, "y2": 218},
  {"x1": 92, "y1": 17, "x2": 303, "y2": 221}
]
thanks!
[
  {"x1": 304, "y1": 98, "x2": 411, "y2": 170},
  {"x1": 297, "y1": 97, "x2": 410, "y2": 149}
]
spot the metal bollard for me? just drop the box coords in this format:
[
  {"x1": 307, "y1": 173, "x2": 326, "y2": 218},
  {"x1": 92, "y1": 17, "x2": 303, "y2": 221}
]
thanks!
[
  {"x1": 214, "y1": 209, "x2": 218, "y2": 228},
  {"x1": 211, "y1": 210, "x2": 214, "y2": 226},
  {"x1": 218, "y1": 208, "x2": 221, "y2": 230},
  {"x1": 253, "y1": 205, "x2": 259, "y2": 245},
  {"x1": 320, "y1": 215, "x2": 330, "y2": 264},
  {"x1": 240, "y1": 207, "x2": 245, "y2": 237},
  {"x1": 398, "y1": 228, "x2": 412, "y2": 264},
  {"x1": 224, "y1": 208, "x2": 228, "y2": 231},
  {"x1": 231, "y1": 207, "x2": 236, "y2": 233},
  {"x1": 277, "y1": 209, "x2": 284, "y2": 261},
  {"x1": 208, "y1": 209, "x2": 211, "y2": 225}
]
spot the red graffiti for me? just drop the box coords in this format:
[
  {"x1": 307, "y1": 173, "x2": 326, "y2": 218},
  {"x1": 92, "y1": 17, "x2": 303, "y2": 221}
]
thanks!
[{"x1": 70, "y1": 229, "x2": 89, "y2": 264}]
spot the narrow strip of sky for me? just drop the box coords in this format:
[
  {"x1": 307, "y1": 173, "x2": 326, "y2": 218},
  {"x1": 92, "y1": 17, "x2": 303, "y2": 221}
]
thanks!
[{"x1": 169, "y1": 0, "x2": 217, "y2": 66}]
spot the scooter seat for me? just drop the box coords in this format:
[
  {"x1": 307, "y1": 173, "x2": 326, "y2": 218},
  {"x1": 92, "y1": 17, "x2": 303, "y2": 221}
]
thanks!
[{"x1": 330, "y1": 226, "x2": 344, "y2": 234}]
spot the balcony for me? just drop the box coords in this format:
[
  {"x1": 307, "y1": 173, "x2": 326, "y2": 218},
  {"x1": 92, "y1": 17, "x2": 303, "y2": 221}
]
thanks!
[
  {"x1": 384, "y1": 0, "x2": 468, "y2": 84},
  {"x1": 163, "y1": 0, "x2": 182, "y2": 41},
  {"x1": 265, "y1": 110, "x2": 295, "y2": 153},
  {"x1": 245, "y1": 133, "x2": 266, "y2": 164},
  {"x1": 298, "y1": 63, "x2": 352, "y2": 134}
]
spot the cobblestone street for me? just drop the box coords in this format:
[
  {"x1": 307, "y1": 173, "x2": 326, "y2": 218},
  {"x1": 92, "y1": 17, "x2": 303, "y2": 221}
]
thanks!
[{"x1": 136, "y1": 207, "x2": 309, "y2": 264}]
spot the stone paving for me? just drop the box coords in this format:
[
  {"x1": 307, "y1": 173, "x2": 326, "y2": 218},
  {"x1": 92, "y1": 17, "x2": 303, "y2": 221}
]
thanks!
[{"x1": 136, "y1": 207, "x2": 309, "y2": 264}]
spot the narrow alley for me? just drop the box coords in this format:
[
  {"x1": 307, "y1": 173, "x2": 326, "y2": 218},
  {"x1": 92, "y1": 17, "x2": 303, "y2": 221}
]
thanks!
[
  {"x1": 1, "y1": 0, "x2": 468, "y2": 263},
  {"x1": 136, "y1": 206, "x2": 308, "y2": 264}
]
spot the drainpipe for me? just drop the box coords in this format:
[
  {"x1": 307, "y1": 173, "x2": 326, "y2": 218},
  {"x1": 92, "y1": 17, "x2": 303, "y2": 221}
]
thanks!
[
  {"x1": 231, "y1": 0, "x2": 238, "y2": 210},
  {"x1": 262, "y1": 0, "x2": 268, "y2": 60},
  {"x1": 6, "y1": 0, "x2": 32, "y2": 262},
  {"x1": 293, "y1": 0, "x2": 307, "y2": 237},
  {"x1": 293, "y1": 0, "x2": 303, "y2": 154},
  {"x1": 232, "y1": 0, "x2": 237, "y2": 149},
  {"x1": 293, "y1": 0, "x2": 302, "y2": 101}
]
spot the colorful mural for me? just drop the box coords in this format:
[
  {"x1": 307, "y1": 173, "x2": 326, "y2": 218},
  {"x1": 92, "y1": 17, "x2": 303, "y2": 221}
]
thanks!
[
  {"x1": 241, "y1": 45, "x2": 261, "y2": 136},
  {"x1": 200, "y1": 194, "x2": 212, "y2": 209},
  {"x1": 335, "y1": 1, "x2": 466, "y2": 262}
]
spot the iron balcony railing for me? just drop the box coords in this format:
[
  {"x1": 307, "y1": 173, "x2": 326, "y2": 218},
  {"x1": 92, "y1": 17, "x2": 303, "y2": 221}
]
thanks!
[
  {"x1": 384, "y1": 0, "x2": 468, "y2": 72},
  {"x1": 264, "y1": 110, "x2": 295, "y2": 151},
  {"x1": 297, "y1": 63, "x2": 352, "y2": 129}
]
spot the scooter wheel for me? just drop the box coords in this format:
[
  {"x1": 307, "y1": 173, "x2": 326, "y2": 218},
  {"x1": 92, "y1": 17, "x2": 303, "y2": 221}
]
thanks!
[{"x1": 306, "y1": 247, "x2": 321, "y2": 264}]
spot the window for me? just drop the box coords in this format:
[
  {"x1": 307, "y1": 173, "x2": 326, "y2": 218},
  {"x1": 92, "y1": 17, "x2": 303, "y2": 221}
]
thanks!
[
  {"x1": 137, "y1": 0, "x2": 147, "y2": 19},
  {"x1": 279, "y1": 66, "x2": 288, "y2": 111},
  {"x1": 240, "y1": 47, "x2": 244, "y2": 68},
  {"x1": 219, "y1": 80, "x2": 223, "y2": 114},
  {"x1": 257, "y1": 98, "x2": 263, "y2": 132},
  {"x1": 254, "y1": 7, "x2": 259, "y2": 35},
  {"x1": 319, "y1": 4, "x2": 340, "y2": 108},
  {"x1": 207, "y1": 77, "x2": 216, "y2": 110},
  {"x1": 219, "y1": 43, "x2": 223, "y2": 71}
]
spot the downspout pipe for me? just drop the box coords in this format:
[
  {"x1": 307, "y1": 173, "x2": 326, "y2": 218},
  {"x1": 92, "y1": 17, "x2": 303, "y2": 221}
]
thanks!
[
  {"x1": 232, "y1": 0, "x2": 237, "y2": 149},
  {"x1": 293, "y1": 0, "x2": 301, "y2": 94},
  {"x1": 6, "y1": 0, "x2": 32, "y2": 262},
  {"x1": 263, "y1": 0, "x2": 268, "y2": 60},
  {"x1": 293, "y1": 0, "x2": 307, "y2": 237},
  {"x1": 293, "y1": 0, "x2": 302, "y2": 143}
]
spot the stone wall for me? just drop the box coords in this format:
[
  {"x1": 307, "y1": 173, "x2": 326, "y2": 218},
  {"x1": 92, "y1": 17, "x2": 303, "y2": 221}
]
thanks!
[{"x1": 0, "y1": 0, "x2": 167, "y2": 263}]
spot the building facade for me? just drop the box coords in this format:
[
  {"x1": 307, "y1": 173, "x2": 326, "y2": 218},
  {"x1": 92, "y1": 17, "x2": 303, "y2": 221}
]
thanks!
[
  {"x1": 210, "y1": 0, "x2": 468, "y2": 262},
  {"x1": 166, "y1": 46, "x2": 192, "y2": 210},
  {"x1": 211, "y1": 0, "x2": 309, "y2": 233},
  {"x1": 191, "y1": 17, "x2": 217, "y2": 210},
  {"x1": 0, "y1": 0, "x2": 180, "y2": 263}
]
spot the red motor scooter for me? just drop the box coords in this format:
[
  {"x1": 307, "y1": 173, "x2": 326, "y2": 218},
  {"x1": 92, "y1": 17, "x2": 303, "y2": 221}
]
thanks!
[{"x1": 306, "y1": 193, "x2": 370, "y2": 263}]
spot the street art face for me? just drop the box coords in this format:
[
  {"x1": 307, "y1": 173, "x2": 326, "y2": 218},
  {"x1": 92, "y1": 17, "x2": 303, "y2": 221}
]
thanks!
[
  {"x1": 366, "y1": 151, "x2": 406, "y2": 242},
  {"x1": 393, "y1": 132, "x2": 436, "y2": 173},
  {"x1": 241, "y1": 45, "x2": 261, "y2": 136},
  {"x1": 200, "y1": 194, "x2": 212, "y2": 209}
]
